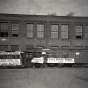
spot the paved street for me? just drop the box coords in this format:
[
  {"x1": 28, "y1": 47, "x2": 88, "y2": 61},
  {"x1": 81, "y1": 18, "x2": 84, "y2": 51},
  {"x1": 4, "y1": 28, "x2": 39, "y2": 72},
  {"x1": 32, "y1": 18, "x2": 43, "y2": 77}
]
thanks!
[{"x1": 0, "y1": 67, "x2": 88, "y2": 88}]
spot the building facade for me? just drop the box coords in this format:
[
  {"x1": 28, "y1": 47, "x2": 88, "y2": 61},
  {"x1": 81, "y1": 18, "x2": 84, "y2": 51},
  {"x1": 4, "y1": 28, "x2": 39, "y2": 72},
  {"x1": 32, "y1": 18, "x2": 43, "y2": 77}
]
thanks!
[{"x1": 0, "y1": 13, "x2": 88, "y2": 51}]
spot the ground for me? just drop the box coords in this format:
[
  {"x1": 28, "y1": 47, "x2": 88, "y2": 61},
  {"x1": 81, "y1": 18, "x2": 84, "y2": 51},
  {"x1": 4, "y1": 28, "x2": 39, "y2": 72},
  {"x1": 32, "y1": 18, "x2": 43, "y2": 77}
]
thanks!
[{"x1": 0, "y1": 67, "x2": 88, "y2": 88}]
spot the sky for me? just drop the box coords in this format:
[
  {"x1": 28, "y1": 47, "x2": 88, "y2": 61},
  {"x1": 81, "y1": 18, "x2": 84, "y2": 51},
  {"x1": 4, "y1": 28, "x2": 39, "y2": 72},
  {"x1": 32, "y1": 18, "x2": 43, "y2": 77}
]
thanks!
[{"x1": 0, "y1": 0, "x2": 88, "y2": 16}]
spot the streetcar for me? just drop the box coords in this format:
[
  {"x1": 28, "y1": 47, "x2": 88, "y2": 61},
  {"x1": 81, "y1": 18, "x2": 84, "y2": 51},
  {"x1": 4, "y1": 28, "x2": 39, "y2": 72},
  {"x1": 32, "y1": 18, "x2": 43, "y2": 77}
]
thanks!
[
  {"x1": 29, "y1": 49, "x2": 88, "y2": 68},
  {"x1": 0, "y1": 51, "x2": 25, "y2": 68}
]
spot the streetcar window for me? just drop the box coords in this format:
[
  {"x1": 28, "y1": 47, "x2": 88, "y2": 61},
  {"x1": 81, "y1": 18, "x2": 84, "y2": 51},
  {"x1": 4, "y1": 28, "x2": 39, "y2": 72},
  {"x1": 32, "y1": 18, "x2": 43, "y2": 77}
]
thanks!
[
  {"x1": 0, "y1": 55, "x2": 3, "y2": 59},
  {"x1": 12, "y1": 55, "x2": 16, "y2": 59},
  {"x1": 47, "y1": 52, "x2": 53, "y2": 57},
  {"x1": 16, "y1": 55, "x2": 20, "y2": 59},
  {"x1": 4, "y1": 55, "x2": 7, "y2": 59},
  {"x1": 8, "y1": 55, "x2": 12, "y2": 59},
  {"x1": 38, "y1": 52, "x2": 42, "y2": 57},
  {"x1": 33, "y1": 52, "x2": 37, "y2": 57}
]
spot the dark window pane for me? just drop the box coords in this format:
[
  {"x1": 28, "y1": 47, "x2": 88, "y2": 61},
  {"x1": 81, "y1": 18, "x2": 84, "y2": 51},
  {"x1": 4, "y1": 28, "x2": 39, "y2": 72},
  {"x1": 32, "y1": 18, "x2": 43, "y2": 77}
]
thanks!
[
  {"x1": 12, "y1": 55, "x2": 16, "y2": 59},
  {"x1": 1, "y1": 32, "x2": 8, "y2": 37},
  {"x1": 4, "y1": 55, "x2": 7, "y2": 59},
  {"x1": 0, "y1": 55, "x2": 3, "y2": 59},
  {"x1": 8, "y1": 55, "x2": 12, "y2": 59},
  {"x1": 12, "y1": 34, "x2": 18, "y2": 37},
  {"x1": 16, "y1": 55, "x2": 20, "y2": 59},
  {"x1": 76, "y1": 36, "x2": 82, "y2": 39}
]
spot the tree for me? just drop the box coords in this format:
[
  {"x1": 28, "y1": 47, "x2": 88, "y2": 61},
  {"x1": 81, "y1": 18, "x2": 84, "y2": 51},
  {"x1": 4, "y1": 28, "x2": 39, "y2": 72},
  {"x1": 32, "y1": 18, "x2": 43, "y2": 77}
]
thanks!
[
  {"x1": 66, "y1": 12, "x2": 75, "y2": 16},
  {"x1": 47, "y1": 13, "x2": 57, "y2": 16}
]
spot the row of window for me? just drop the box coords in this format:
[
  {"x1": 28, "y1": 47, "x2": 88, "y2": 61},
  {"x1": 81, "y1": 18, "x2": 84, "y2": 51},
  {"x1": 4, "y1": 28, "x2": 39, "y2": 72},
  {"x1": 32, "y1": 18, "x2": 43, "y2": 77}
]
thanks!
[
  {"x1": 0, "y1": 23, "x2": 88, "y2": 39},
  {"x1": 0, "y1": 45, "x2": 88, "y2": 51},
  {"x1": 0, "y1": 23, "x2": 19, "y2": 37}
]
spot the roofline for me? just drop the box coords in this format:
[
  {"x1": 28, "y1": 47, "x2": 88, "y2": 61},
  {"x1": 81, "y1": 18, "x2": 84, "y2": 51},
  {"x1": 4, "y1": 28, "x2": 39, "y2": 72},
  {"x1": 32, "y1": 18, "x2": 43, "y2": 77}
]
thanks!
[{"x1": 0, "y1": 13, "x2": 88, "y2": 18}]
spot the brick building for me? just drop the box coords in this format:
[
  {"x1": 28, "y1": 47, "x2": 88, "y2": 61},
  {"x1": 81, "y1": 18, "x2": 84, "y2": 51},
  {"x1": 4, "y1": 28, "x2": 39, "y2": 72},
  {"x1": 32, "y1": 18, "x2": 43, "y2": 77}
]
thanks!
[{"x1": 0, "y1": 13, "x2": 88, "y2": 51}]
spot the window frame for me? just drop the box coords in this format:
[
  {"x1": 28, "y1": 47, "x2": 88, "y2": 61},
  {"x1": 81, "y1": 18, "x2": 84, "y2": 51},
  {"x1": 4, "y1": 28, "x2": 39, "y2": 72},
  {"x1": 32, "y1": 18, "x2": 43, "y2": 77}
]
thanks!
[
  {"x1": 0, "y1": 45, "x2": 8, "y2": 51},
  {"x1": 11, "y1": 23, "x2": 19, "y2": 38},
  {"x1": 61, "y1": 24, "x2": 69, "y2": 39},
  {"x1": 61, "y1": 46, "x2": 69, "y2": 49},
  {"x1": 51, "y1": 24, "x2": 59, "y2": 39},
  {"x1": 11, "y1": 45, "x2": 19, "y2": 51},
  {"x1": 75, "y1": 46, "x2": 83, "y2": 50},
  {"x1": 26, "y1": 23, "x2": 34, "y2": 38},
  {"x1": 37, "y1": 24, "x2": 45, "y2": 38},
  {"x1": 0, "y1": 22, "x2": 8, "y2": 37},
  {"x1": 85, "y1": 25, "x2": 88, "y2": 39},
  {"x1": 75, "y1": 25, "x2": 83, "y2": 39}
]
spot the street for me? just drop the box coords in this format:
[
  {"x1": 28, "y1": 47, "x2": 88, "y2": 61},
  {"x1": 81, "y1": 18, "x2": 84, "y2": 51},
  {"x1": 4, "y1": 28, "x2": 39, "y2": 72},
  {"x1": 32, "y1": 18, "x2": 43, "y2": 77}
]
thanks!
[{"x1": 0, "y1": 67, "x2": 88, "y2": 88}]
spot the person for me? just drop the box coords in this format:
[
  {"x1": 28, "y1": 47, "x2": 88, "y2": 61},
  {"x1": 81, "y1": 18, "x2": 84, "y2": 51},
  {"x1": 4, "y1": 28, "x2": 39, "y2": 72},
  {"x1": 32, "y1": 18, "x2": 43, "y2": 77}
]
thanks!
[{"x1": 42, "y1": 54, "x2": 47, "y2": 67}]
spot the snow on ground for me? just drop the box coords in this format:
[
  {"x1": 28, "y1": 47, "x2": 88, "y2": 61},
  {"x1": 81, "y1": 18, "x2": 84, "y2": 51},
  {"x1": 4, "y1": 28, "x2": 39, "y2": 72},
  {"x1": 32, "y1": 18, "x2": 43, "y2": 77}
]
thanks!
[{"x1": 0, "y1": 68, "x2": 88, "y2": 88}]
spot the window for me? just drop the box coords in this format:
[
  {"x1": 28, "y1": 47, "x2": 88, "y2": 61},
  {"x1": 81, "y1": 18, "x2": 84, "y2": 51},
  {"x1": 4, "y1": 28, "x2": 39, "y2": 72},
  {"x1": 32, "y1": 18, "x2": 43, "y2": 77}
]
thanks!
[
  {"x1": 85, "y1": 26, "x2": 88, "y2": 39},
  {"x1": 51, "y1": 46, "x2": 59, "y2": 50},
  {"x1": 61, "y1": 25, "x2": 68, "y2": 39},
  {"x1": 26, "y1": 45, "x2": 34, "y2": 50},
  {"x1": 75, "y1": 46, "x2": 83, "y2": 49},
  {"x1": 85, "y1": 46, "x2": 88, "y2": 49},
  {"x1": 37, "y1": 24, "x2": 44, "y2": 38},
  {"x1": 12, "y1": 23, "x2": 19, "y2": 37},
  {"x1": 11, "y1": 45, "x2": 19, "y2": 51},
  {"x1": 37, "y1": 46, "x2": 44, "y2": 49},
  {"x1": 75, "y1": 25, "x2": 82, "y2": 39},
  {"x1": 27, "y1": 24, "x2": 34, "y2": 38},
  {"x1": 61, "y1": 46, "x2": 69, "y2": 49},
  {"x1": 0, "y1": 45, "x2": 8, "y2": 51},
  {"x1": 0, "y1": 55, "x2": 3, "y2": 59},
  {"x1": 0, "y1": 23, "x2": 8, "y2": 37},
  {"x1": 51, "y1": 24, "x2": 58, "y2": 38}
]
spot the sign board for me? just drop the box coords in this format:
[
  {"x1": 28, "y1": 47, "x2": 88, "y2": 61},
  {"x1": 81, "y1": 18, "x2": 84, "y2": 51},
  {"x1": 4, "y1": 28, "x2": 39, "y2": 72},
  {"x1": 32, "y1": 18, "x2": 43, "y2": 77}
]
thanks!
[
  {"x1": 47, "y1": 58, "x2": 74, "y2": 63},
  {"x1": 47, "y1": 58, "x2": 64, "y2": 63},
  {"x1": 31, "y1": 57, "x2": 44, "y2": 63},
  {"x1": 42, "y1": 52, "x2": 46, "y2": 54},
  {"x1": 76, "y1": 52, "x2": 80, "y2": 55},
  {"x1": 63, "y1": 58, "x2": 74, "y2": 63},
  {"x1": 0, "y1": 59, "x2": 21, "y2": 66}
]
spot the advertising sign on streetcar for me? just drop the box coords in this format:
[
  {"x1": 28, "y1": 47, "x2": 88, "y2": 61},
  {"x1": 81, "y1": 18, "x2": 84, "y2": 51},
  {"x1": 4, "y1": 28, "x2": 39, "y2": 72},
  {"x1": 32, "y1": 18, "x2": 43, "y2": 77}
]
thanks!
[{"x1": 0, "y1": 59, "x2": 21, "y2": 66}]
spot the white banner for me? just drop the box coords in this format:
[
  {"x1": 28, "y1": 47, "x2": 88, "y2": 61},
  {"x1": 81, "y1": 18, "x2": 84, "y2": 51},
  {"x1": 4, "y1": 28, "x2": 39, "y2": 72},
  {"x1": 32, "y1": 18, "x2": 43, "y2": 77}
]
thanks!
[
  {"x1": 47, "y1": 58, "x2": 64, "y2": 63},
  {"x1": 0, "y1": 59, "x2": 21, "y2": 66},
  {"x1": 31, "y1": 57, "x2": 44, "y2": 63},
  {"x1": 63, "y1": 58, "x2": 74, "y2": 63},
  {"x1": 47, "y1": 58, "x2": 74, "y2": 63}
]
